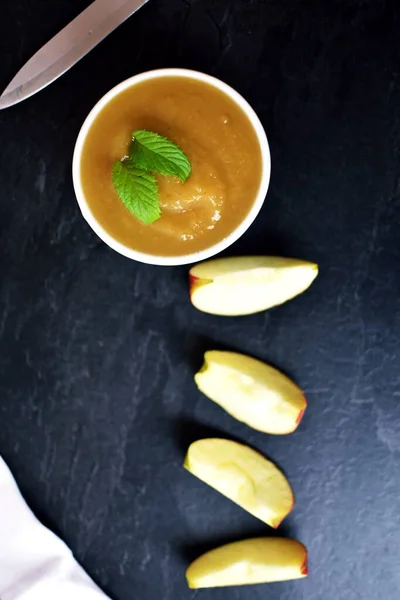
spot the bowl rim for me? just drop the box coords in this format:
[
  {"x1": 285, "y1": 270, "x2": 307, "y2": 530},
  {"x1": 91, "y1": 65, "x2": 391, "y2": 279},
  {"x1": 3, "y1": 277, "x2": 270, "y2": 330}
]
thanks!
[{"x1": 72, "y1": 68, "x2": 271, "y2": 266}]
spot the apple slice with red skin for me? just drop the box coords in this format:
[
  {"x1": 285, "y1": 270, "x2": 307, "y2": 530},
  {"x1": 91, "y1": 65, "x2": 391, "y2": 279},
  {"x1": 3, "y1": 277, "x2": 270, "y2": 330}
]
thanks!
[
  {"x1": 189, "y1": 256, "x2": 318, "y2": 316},
  {"x1": 184, "y1": 439, "x2": 294, "y2": 528},
  {"x1": 186, "y1": 537, "x2": 308, "y2": 588},
  {"x1": 195, "y1": 351, "x2": 307, "y2": 434}
]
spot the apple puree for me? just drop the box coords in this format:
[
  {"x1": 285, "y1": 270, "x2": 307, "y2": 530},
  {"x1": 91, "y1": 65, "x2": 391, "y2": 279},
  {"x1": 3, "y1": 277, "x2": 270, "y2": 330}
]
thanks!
[{"x1": 80, "y1": 77, "x2": 263, "y2": 256}]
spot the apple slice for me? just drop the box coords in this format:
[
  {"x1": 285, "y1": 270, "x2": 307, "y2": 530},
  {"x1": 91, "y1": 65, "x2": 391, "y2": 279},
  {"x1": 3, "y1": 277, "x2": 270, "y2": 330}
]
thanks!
[
  {"x1": 186, "y1": 537, "x2": 308, "y2": 588},
  {"x1": 184, "y1": 439, "x2": 294, "y2": 528},
  {"x1": 195, "y1": 351, "x2": 307, "y2": 434},
  {"x1": 189, "y1": 256, "x2": 318, "y2": 316}
]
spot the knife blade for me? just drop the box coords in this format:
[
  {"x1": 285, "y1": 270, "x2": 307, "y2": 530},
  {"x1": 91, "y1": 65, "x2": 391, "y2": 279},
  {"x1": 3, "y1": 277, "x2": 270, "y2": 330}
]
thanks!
[{"x1": 0, "y1": 0, "x2": 150, "y2": 110}]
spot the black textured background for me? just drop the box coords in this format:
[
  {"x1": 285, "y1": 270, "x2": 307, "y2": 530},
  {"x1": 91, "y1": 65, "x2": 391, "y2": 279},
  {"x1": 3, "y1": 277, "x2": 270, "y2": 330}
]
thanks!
[{"x1": 1, "y1": 1, "x2": 400, "y2": 599}]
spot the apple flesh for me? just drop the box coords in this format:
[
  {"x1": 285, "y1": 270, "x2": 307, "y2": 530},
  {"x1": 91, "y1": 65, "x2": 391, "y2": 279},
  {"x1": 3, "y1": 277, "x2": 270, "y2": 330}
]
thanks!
[
  {"x1": 186, "y1": 537, "x2": 308, "y2": 588},
  {"x1": 189, "y1": 256, "x2": 318, "y2": 316},
  {"x1": 184, "y1": 439, "x2": 294, "y2": 528},
  {"x1": 195, "y1": 351, "x2": 307, "y2": 434}
]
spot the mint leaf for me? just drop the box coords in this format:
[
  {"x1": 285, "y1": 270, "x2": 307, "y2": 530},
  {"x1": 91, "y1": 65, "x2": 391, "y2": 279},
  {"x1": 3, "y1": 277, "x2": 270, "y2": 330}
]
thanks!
[
  {"x1": 130, "y1": 130, "x2": 191, "y2": 182},
  {"x1": 112, "y1": 160, "x2": 161, "y2": 225}
]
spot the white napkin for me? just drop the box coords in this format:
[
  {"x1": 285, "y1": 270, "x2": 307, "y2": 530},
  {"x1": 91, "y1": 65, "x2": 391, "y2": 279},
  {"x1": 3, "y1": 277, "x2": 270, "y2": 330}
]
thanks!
[{"x1": 0, "y1": 456, "x2": 110, "y2": 600}]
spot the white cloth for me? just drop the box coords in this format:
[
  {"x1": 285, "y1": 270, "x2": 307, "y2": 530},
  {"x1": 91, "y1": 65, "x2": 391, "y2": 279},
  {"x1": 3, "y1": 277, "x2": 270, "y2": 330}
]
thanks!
[{"x1": 0, "y1": 456, "x2": 110, "y2": 600}]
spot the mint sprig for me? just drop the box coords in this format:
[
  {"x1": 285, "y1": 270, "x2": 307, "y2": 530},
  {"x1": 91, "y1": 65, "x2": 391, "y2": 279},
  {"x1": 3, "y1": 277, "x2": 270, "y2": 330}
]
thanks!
[
  {"x1": 112, "y1": 130, "x2": 191, "y2": 225},
  {"x1": 112, "y1": 160, "x2": 161, "y2": 225},
  {"x1": 130, "y1": 130, "x2": 191, "y2": 183}
]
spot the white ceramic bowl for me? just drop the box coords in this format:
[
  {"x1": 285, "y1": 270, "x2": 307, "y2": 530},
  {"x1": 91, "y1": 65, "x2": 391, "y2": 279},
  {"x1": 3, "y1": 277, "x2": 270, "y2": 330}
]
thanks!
[{"x1": 72, "y1": 68, "x2": 271, "y2": 266}]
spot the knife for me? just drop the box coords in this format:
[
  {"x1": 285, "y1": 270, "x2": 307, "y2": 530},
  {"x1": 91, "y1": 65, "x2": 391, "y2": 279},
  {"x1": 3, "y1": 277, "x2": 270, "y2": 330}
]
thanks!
[{"x1": 0, "y1": 0, "x2": 150, "y2": 110}]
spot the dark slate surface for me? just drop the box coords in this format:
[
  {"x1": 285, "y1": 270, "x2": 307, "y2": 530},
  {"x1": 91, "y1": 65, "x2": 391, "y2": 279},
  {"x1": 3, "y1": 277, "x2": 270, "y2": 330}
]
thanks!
[{"x1": 1, "y1": 1, "x2": 400, "y2": 598}]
